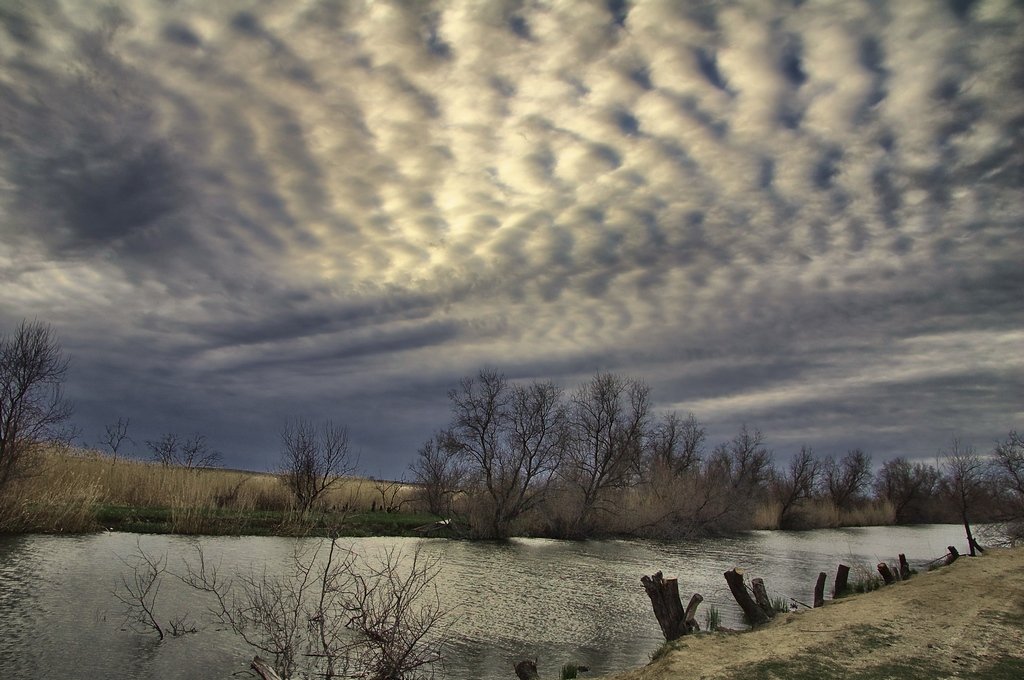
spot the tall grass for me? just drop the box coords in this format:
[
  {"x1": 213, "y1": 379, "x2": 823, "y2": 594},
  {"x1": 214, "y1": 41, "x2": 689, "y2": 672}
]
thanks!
[
  {"x1": 751, "y1": 499, "x2": 895, "y2": 531},
  {"x1": 1, "y1": 449, "x2": 421, "y2": 534},
  {"x1": 0, "y1": 456, "x2": 101, "y2": 532}
]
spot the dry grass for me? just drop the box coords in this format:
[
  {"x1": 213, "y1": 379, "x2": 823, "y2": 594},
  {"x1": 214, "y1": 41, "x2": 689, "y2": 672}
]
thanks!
[
  {"x1": 752, "y1": 499, "x2": 895, "y2": 531},
  {"x1": 0, "y1": 448, "x2": 422, "y2": 534},
  {"x1": 0, "y1": 456, "x2": 102, "y2": 532}
]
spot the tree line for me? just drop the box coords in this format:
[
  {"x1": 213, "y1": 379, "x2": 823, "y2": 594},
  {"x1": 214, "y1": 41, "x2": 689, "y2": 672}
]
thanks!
[
  {"x1": 410, "y1": 369, "x2": 1024, "y2": 541},
  {"x1": 2, "y1": 320, "x2": 1022, "y2": 543}
]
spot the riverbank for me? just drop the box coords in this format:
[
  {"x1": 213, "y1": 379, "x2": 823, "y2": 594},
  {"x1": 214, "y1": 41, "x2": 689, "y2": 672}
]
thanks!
[
  {"x1": 613, "y1": 547, "x2": 1024, "y2": 679},
  {"x1": 0, "y1": 451, "x2": 439, "y2": 536}
]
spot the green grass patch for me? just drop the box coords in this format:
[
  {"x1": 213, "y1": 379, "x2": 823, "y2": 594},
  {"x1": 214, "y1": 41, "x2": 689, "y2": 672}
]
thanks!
[{"x1": 94, "y1": 503, "x2": 441, "y2": 537}]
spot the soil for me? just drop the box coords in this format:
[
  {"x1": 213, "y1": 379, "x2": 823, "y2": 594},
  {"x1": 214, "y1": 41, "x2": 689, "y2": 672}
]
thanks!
[{"x1": 610, "y1": 547, "x2": 1024, "y2": 679}]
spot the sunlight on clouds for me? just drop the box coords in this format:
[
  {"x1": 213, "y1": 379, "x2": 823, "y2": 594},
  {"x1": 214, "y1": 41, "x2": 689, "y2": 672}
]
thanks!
[{"x1": 0, "y1": 0, "x2": 1021, "y2": 467}]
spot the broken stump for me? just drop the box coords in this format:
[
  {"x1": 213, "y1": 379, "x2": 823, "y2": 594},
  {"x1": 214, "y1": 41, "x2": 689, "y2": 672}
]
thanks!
[
  {"x1": 724, "y1": 567, "x2": 770, "y2": 626},
  {"x1": 641, "y1": 571, "x2": 701, "y2": 640},
  {"x1": 813, "y1": 572, "x2": 827, "y2": 608},
  {"x1": 833, "y1": 564, "x2": 850, "y2": 598}
]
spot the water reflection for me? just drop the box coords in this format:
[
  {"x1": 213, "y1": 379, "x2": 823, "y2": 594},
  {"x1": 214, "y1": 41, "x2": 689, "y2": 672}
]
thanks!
[{"x1": 0, "y1": 525, "x2": 970, "y2": 680}]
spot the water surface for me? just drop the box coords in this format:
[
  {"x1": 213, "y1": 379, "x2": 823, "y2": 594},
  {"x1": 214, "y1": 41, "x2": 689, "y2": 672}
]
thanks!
[{"x1": 0, "y1": 525, "x2": 968, "y2": 679}]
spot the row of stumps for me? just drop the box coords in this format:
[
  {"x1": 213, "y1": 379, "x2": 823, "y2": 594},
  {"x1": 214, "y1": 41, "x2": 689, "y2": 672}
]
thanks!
[{"x1": 641, "y1": 544, "x2": 964, "y2": 643}]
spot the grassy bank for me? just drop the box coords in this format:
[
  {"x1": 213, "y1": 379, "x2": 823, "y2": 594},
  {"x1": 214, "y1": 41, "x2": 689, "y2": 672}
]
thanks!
[
  {"x1": 0, "y1": 450, "x2": 439, "y2": 536},
  {"x1": 615, "y1": 547, "x2": 1024, "y2": 680},
  {"x1": 1, "y1": 448, "x2": 900, "y2": 538}
]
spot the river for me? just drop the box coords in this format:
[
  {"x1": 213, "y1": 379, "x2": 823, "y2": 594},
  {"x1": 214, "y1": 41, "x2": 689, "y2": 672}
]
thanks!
[{"x1": 0, "y1": 525, "x2": 969, "y2": 679}]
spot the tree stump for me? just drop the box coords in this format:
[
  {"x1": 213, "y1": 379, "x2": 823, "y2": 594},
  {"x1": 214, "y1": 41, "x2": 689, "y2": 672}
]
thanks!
[
  {"x1": 833, "y1": 564, "x2": 850, "y2": 598},
  {"x1": 898, "y1": 554, "x2": 911, "y2": 580},
  {"x1": 685, "y1": 593, "x2": 704, "y2": 631},
  {"x1": 877, "y1": 562, "x2": 896, "y2": 585},
  {"x1": 751, "y1": 577, "x2": 775, "y2": 619},
  {"x1": 641, "y1": 571, "x2": 701, "y2": 640},
  {"x1": 514, "y1": 660, "x2": 539, "y2": 680},
  {"x1": 945, "y1": 545, "x2": 960, "y2": 565},
  {"x1": 724, "y1": 568, "x2": 770, "y2": 626},
  {"x1": 813, "y1": 572, "x2": 827, "y2": 608}
]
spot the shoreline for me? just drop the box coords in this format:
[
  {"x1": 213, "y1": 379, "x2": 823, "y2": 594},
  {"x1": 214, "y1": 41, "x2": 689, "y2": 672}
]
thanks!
[{"x1": 610, "y1": 547, "x2": 1024, "y2": 680}]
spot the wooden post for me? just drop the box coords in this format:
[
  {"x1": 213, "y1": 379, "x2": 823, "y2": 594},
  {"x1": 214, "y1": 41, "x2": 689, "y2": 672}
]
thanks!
[
  {"x1": 833, "y1": 564, "x2": 850, "y2": 598},
  {"x1": 641, "y1": 571, "x2": 698, "y2": 640},
  {"x1": 877, "y1": 562, "x2": 895, "y2": 585},
  {"x1": 251, "y1": 657, "x2": 283, "y2": 680},
  {"x1": 898, "y1": 554, "x2": 911, "y2": 580},
  {"x1": 724, "y1": 568, "x2": 770, "y2": 626},
  {"x1": 751, "y1": 577, "x2": 775, "y2": 619},
  {"x1": 514, "y1": 660, "x2": 539, "y2": 680},
  {"x1": 813, "y1": 572, "x2": 827, "y2": 608},
  {"x1": 945, "y1": 545, "x2": 960, "y2": 565}
]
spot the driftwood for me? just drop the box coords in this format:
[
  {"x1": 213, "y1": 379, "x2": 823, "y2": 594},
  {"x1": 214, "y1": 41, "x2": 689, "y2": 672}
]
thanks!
[
  {"x1": 641, "y1": 571, "x2": 702, "y2": 639},
  {"x1": 898, "y1": 554, "x2": 911, "y2": 580},
  {"x1": 813, "y1": 572, "x2": 827, "y2": 608},
  {"x1": 251, "y1": 657, "x2": 283, "y2": 680},
  {"x1": 833, "y1": 564, "x2": 850, "y2": 598},
  {"x1": 724, "y1": 568, "x2": 769, "y2": 626},
  {"x1": 750, "y1": 577, "x2": 775, "y2": 619},
  {"x1": 945, "y1": 545, "x2": 960, "y2": 566},
  {"x1": 877, "y1": 562, "x2": 896, "y2": 585},
  {"x1": 514, "y1": 660, "x2": 539, "y2": 680}
]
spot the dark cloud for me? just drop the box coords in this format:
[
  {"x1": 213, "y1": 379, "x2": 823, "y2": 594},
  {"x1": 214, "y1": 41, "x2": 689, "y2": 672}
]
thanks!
[{"x1": 0, "y1": 0, "x2": 1021, "y2": 474}]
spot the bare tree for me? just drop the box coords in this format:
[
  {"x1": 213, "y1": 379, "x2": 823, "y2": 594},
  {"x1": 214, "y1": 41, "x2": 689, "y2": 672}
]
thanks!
[
  {"x1": 941, "y1": 438, "x2": 986, "y2": 555},
  {"x1": 648, "y1": 412, "x2": 705, "y2": 477},
  {"x1": 147, "y1": 432, "x2": 180, "y2": 467},
  {"x1": 280, "y1": 418, "x2": 356, "y2": 514},
  {"x1": 696, "y1": 425, "x2": 773, "y2": 531},
  {"x1": 446, "y1": 370, "x2": 566, "y2": 538},
  {"x1": 372, "y1": 477, "x2": 407, "y2": 514},
  {"x1": 562, "y1": 372, "x2": 650, "y2": 534},
  {"x1": 408, "y1": 432, "x2": 465, "y2": 517},
  {"x1": 146, "y1": 432, "x2": 221, "y2": 469},
  {"x1": 822, "y1": 449, "x2": 873, "y2": 510},
  {"x1": 0, "y1": 320, "x2": 74, "y2": 488},
  {"x1": 874, "y1": 457, "x2": 940, "y2": 524},
  {"x1": 706, "y1": 424, "x2": 773, "y2": 494},
  {"x1": 99, "y1": 417, "x2": 133, "y2": 459},
  {"x1": 991, "y1": 431, "x2": 1024, "y2": 543},
  {"x1": 179, "y1": 433, "x2": 221, "y2": 468},
  {"x1": 772, "y1": 446, "x2": 821, "y2": 528}
]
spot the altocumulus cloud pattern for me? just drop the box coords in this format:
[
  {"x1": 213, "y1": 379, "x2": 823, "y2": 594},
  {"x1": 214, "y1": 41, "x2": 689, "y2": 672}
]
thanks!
[{"x1": 0, "y1": 0, "x2": 1021, "y2": 473}]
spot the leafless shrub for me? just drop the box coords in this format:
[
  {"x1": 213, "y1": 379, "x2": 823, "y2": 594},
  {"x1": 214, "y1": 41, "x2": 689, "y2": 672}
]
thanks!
[
  {"x1": 180, "y1": 539, "x2": 448, "y2": 680},
  {"x1": 146, "y1": 432, "x2": 222, "y2": 469},
  {"x1": 99, "y1": 417, "x2": 133, "y2": 459},
  {"x1": 113, "y1": 541, "x2": 196, "y2": 640},
  {"x1": 280, "y1": 418, "x2": 357, "y2": 514},
  {"x1": 345, "y1": 547, "x2": 448, "y2": 680},
  {"x1": 409, "y1": 433, "x2": 465, "y2": 517},
  {"x1": 372, "y1": 477, "x2": 408, "y2": 514}
]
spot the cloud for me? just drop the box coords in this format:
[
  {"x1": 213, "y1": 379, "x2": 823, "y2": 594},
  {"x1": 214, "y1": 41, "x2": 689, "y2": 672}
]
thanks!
[{"x1": 0, "y1": 0, "x2": 1021, "y2": 472}]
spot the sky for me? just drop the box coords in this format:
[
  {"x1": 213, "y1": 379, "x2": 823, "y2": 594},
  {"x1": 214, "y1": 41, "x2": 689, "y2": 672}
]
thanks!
[{"x1": 1, "y1": 0, "x2": 1021, "y2": 477}]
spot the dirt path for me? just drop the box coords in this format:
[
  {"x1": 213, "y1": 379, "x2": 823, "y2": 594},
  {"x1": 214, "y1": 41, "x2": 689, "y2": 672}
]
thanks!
[{"x1": 611, "y1": 547, "x2": 1024, "y2": 680}]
